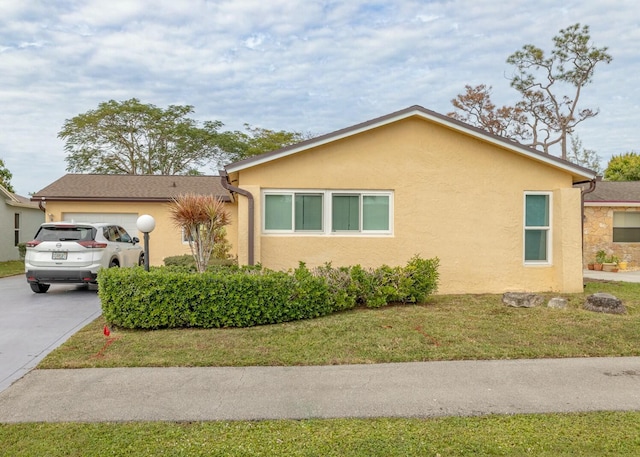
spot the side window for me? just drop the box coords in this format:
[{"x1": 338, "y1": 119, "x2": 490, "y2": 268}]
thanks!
[
  {"x1": 116, "y1": 226, "x2": 132, "y2": 243},
  {"x1": 613, "y1": 212, "x2": 640, "y2": 242},
  {"x1": 103, "y1": 226, "x2": 118, "y2": 242},
  {"x1": 524, "y1": 193, "x2": 551, "y2": 264},
  {"x1": 14, "y1": 213, "x2": 20, "y2": 246}
]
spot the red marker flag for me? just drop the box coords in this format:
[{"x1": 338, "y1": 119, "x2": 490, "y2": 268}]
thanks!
[{"x1": 103, "y1": 325, "x2": 111, "y2": 337}]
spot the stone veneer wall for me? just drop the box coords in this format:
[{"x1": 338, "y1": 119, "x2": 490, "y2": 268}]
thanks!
[{"x1": 583, "y1": 206, "x2": 640, "y2": 268}]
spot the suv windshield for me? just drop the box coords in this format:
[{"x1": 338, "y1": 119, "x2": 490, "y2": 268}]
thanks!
[{"x1": 35, "y1": 226, "x2": 96, "y2": 242}]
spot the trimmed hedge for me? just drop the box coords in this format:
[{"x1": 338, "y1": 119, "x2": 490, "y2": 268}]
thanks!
[{"x1": 99, "y1": 256, "x2": 439, "y2": 329}]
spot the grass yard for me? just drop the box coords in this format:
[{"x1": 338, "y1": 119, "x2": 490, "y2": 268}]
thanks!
[
  {"x1": 2, "y1": 412, "x2": 640, "y2": 456},
  {"x1": 0, "y1": 260, "x2": 23, "y2": 278},
  {"x1": 4, "y1": 279, "x2": 639, "y2": 456},
  {"x1": 40, "y1": 280, "x2": 640, "y2": 369}
]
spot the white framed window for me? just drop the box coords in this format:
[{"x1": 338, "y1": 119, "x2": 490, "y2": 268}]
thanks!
[
  {"x1": 14, "y1": 213, "x2": 20, "y2": 246},
  {"x1": 263, "y1": 190, "x2": 393, "y2": 235},
  {"x1": 524, "y1": 192, "x2": 552, "y2": 264},
  {"x1": 613, "y1": 212, "x2": 640, "y2": 242}
]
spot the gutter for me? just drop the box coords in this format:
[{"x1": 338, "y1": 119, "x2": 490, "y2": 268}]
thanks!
[{"x1": 219, "y1": 170, "x2": 255, "y2": 266}]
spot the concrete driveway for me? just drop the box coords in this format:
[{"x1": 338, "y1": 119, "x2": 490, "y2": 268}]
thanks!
[{"x1": 0, "y1": 275, "x2": 101, "y2": 393}]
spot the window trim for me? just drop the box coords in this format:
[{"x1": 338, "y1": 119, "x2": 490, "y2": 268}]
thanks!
[
  {"x1": 523, "y1": 191, "x2": 552, "y2": 266},
  {"x1": 263, "y1": 189, "x2": 393, "y2": 236}
]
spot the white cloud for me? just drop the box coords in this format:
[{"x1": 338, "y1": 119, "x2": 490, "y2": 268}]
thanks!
[{"x1": 0, "y1": 0, "x2": 638, "y2": 195}]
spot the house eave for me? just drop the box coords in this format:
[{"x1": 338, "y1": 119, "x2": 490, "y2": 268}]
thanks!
[{"x1": 6, "y1": 200, "x2": 40, "y2": 209}]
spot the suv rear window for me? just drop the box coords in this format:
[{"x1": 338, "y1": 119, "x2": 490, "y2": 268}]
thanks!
[{"x1": 35, "y1": 226, "x2": 96, "y2": 242}]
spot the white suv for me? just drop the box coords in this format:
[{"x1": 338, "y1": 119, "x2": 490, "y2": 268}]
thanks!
[{"x1": 25, "y1": 222, "x2": 144, "y2": 293}]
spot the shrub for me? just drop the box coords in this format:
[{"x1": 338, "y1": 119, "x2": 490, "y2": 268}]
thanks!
[
  {"x1": 163, "y1": 254, "x2": 236, "y2": 272},
  {"x1": 99, "y1": 256, "x2": 439, "y2": 329},
  {"x1": 99, "y1": 265, "x2": 332, "y2": 329},
  {"x1": 17, "y1": 243, "x2": 26, "y2": 259}
]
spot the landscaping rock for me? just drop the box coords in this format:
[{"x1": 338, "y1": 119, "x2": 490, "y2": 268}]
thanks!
[
  {"x1": 547, "y1": 297, "x2": 567, "y2": 309},
  {"x1": 584, "y1": 293, "x2": 626, "y2": 315},
  {"x1": 502, "y1": 292, "x2": 544, "y2": 308}
]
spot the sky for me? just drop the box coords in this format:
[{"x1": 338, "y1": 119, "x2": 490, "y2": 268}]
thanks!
[{"x1": 1, "y1": 0, "x2": 638, "y2": 196}]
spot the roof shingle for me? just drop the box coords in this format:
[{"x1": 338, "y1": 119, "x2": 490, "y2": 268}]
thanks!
[
  {"x1": 31, "y1": 174, "x2": 231, "y2": 202},
  {"x1": 583, "y1": 181, "x2": 640, "y2": 203}
]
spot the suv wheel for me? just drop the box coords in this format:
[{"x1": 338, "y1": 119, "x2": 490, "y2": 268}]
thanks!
[
  {"x1": 109, "y1": 259, "x2": 119, "y2": 268},
  {"x1": 138, "y1": 253, "x2": 145, "y2": 266},
  {"x1": 30, "y1": 283, "x2": 51, "y2": 294}
]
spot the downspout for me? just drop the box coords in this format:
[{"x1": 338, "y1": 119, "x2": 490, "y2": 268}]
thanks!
[
  {"x1": 220, "y1": 170, "x2": 255, "y2": 266},
  {"x1": 577, "y1": 178, "x2": 597, "y2": 265}
]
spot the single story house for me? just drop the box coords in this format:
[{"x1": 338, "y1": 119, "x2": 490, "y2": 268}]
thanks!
[
  {"x1": 221, "y1": 105, "x2": 596, "y2": 294},
  {"x1": 583, "y1": 180, "x2": 640, "y2": 268},
  {"x1": 32, "y1": 105, "x2": 597, "y2": 293},
  {"x1": 30, "y1": 175, "x2": 234, "y2": 266},
  {"x1": 0, "y1": 184, "x2": 44, "y2": 261}
]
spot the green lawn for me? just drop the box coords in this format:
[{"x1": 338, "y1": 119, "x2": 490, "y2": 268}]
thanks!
[
  {"x1": 2, "y1": 412, "x2": 640, "y2": 456},
  {"x1": 0, "y1": 260, "x2": 23, "y2": 278},
  {"x1": 40, "y1": 280, "x2": 640, "y2": 369},
  {"x1": 3, "y1": 279, "x2": 640, "y2": 455}
]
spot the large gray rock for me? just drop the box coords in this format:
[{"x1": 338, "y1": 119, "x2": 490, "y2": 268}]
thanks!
[
  {"x1": 502, "y1": 292, "x2": 544, "y2": 308},
  {"x1": 584, "y1": 293, "x2": 626, "y2": 314}
]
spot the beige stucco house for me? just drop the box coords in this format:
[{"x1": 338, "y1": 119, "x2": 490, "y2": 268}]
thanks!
[
  {"x1": 0, "y1": 184, "x2": 44, "y2": 261},
  {"x1": 583, "y1": 180, "x2": 640, "y2": 269},
  {"x1": 32, "y1": 105, "x2": 597, "y2": 294},
  {"x1": 222, "y1": 105, "x2": 596, "y2": 294},
  {"x1": 31, "y1": 175, "x2": 234, "y2": 266}
]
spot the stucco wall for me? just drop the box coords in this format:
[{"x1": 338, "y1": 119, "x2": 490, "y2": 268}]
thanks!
[
  {"x1": 42, "y1": 200, "x2": 238, "y2": 266},
  {"x1": 232, "y1": 117, "x2": 584, "y2": 294},
  {"x1": 0, "y1": 203, "x2": 44, "y2": 261},
  {"x1": 583, "y1": 205, "x2": 640, "y2": 268}
]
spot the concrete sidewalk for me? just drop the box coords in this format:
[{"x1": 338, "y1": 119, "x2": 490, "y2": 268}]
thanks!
[
  {"x1": 583, "y1": 269, "x2": 640, "y2": 283},
  {"x1": 1, "y1": 357, "x2": 639, "y2": 423}
]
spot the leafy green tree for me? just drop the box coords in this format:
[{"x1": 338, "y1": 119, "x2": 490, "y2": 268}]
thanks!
[
  {"x1": 59, "y1": 98, "x2": 307, "y2": 174},
  {"x1": 217, "y1": 124, "x2": 307, "y2": 163},
  {"x1": 0, "y1": 158, "x2": 15, "y2": 192},
  {"x1": 604, "y1": 152, "x2": 640, "y2": 181},
  {"x1": 450, "y1": 24, "x2": 612, "y2": 160},
  {"x1": 59, "y1": 98, "x2": 224, "y2": 175}
]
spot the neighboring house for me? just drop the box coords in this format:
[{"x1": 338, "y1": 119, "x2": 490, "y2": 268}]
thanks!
[
  {"x1": 30, "y1": 175, "x2": 233, "y2": 266},
  {"x1": 0, "y1": 184, "x2": 44, "y2": 261},
  {"x1": 583, "y1": 180, "x2": 640, "y2": 268},
  {"x1": 221, "y1": 105, "x2": 596, "y2": 294}
]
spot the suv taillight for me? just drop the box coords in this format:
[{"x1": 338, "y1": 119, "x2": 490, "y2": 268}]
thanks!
[
  {"x1": 77, "y1": 241, "x2": 108, "y2": 248},
  {"x1": 26, "y1": 240, "x2": 41, "y2": 248}
]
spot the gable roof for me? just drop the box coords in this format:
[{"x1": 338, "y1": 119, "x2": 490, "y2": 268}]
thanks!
[
  {"x1": 31, "y1": 174, "x2": 231, "y2": 202},
  {"x1": 224, "y1": 105, "x2": 597, "y2": 182},
  {"x1": 583, "y1": 181, "x2": 640, "y2": 204},
  {"x1": 1, "y1": 184, "x2": 41, "y2": 209}
]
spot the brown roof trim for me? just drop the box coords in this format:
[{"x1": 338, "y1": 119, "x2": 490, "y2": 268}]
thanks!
[{"x1": 224, "y1": 105, "x2": 596, "y2": 181}]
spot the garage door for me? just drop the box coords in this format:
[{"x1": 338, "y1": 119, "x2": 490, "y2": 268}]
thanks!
[{"x1": 62, "y1": 213, "x2": 140, "y2": 239}]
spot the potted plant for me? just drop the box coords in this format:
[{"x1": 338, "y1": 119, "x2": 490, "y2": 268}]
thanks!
[
  {"x1": 603, "y1": 254, "x2": 619, "y2": 272},
  {"x1": 618, "y1": 257, "x2": 629, "y2": 270},
  {"x1": 594, "y1": 250, "x2": 606, "y2": 271}
]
